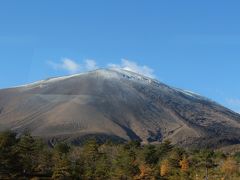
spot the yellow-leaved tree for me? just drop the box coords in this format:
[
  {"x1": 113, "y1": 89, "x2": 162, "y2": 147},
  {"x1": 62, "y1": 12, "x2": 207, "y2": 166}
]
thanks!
[
  {"x1": 134, "y1": 163, "x2": 154, "y2": 180},
  {"x1": 160, "y1": 159, "x2": 170, "y2": 177},
  {"x1": 179, "y1": 157, "x2": 189, "y2": 172},
  {"x1": 221, "y1": 157, "x2": 238, "y2": 179}
]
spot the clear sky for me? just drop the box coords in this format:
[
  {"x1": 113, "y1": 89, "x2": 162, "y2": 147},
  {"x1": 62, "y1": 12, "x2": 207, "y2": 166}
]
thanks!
[{"x1": 0, "y1": 0, "x2": 240, "y2": 113}]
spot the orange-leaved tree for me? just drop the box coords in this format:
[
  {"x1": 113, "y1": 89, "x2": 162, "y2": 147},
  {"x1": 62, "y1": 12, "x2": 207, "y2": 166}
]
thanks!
[
  {"x1": 221, "y1": 157, "x2": 238, "y2": 178},
  {"x1": 160, "y1": 159, "x2": 170, "y2": 177},
  {"x1": 179, "y1": 157, "x2": 189, "y2": 172}
]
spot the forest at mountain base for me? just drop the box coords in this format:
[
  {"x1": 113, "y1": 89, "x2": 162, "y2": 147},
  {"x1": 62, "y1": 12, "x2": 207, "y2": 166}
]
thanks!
[{"x1": 0, "y1": 131, "x2": 240, "y2": 180}]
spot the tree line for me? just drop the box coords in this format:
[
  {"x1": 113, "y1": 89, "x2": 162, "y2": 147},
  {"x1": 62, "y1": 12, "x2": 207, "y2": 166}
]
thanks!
[{"x1": 0, "y1": 130, "x2": 239, "y2": 179}]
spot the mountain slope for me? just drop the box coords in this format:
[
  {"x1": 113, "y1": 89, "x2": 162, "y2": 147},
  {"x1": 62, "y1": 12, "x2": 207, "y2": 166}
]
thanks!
[{"x1": 0, "y1": 68, "x2": 239, "y2": 147}]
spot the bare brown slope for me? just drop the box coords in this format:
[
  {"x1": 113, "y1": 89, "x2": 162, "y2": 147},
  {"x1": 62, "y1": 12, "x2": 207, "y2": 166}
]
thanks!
[{"x1": 0, "y1": 69, "x2": 239, "y2": 147}]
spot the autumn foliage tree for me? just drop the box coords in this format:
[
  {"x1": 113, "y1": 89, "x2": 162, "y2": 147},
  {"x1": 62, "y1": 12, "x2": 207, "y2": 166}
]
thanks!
[
  {"x1": 113, "y1": 145, "x2": 140, "y2": 179},
  {"x1": 180, "y1": 157, "x2": 189, "y2": 172},
  {"x1": 0, "y1": 130, "x2": 240, "y2": 179},
  {"x1": 134, "y1": 163, "x2": 154, "y2": 180},
  {"x1": 52, "y1": 142, "x2": 72, "y2": 179},
  {"x1": 52, "y1": 156, "x2": 72, "y2": 179},
  {"x1": 160, "y1": 159, "x2": 170, "y2": 177},
  {"x1": 221, "y1": 157, "x2": 238, "y2": 178}
]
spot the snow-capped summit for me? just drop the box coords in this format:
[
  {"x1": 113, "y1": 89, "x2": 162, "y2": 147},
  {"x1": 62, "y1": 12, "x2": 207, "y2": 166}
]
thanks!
[{"x1": 0, "y1": 68, "x2": 239, "y2": 148}]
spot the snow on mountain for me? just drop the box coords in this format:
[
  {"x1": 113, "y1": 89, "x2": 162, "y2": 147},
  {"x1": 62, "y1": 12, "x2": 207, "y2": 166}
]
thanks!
[
  {"x1": 13, "y1": 68, "x2": 208, "y2": 102},
  {"x1": 0, "y1": 68, "x2": 240, "y2": 147}
]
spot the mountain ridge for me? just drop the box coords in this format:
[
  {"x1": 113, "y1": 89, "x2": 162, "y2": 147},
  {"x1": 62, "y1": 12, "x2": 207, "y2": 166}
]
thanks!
[{"x1": 0, "y1": 68, "x2": 239, "y2": 148}]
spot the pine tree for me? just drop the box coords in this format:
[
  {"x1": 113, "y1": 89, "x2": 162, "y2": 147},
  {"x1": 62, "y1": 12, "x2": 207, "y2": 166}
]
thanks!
[
  {"x1": 0, "y1": 131, "x2": 22, "y2": 178},
  {"x1": 113, "y1": 146, "x2": 140, "y2": 179},
  {"x1": 192, "y1": 149, "x2": 215, "y2": 180},
  {"x1": 157, "y1": 140, "x2": 173, "y2": 160},
  {"x1": 52, "y1": 142, "x2": 72, "y2": 179},
  {"x1": 35, "y1": 148, "x2": 53, "y2": 176},
  {"x1": 55, "y1": 142, "x2": 70, "y2": 155},
  {"x1": 82, "y1": 139, "x2": 100, "y2": 178},
  {"x1": 143, "y1": 145, "x2": 159, "y2": 165},
  {"x1": 95, "y1": 153, "x2": 112, "y2": 179},
  {"x1": 17, "y1": 131, "x2": 40, "y2": 177},
  {"x1": 52, "y1": 155, "x2": 72, "y2": 180}
]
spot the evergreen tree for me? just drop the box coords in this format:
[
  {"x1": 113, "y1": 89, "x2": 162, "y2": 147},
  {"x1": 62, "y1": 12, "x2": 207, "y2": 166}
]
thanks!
[
  {"x1": 0, "y1": 131, "x2": 22, "y2": 178},
  {"x1": 82, "y1": 139, "x2": 100, "y2": 179},
  {"x1": 35, "y1": 148, "x2": 53, "y2": 176},
  {"x1": 95, "y1": 153, "x2": 112, "y2": 179},
  {"x1": 113, "y1": 146, "x2": 140, "y2": 179},
  {"x1": 52, "y1": 155, "x2": 72, "y2": 180},
  {"x1": 168, "y1": 148, "x2": 183, "y2": 169},
  {"x1": 143, "y1": 145, "x2": 159, "y2": 165},
  {"x1": 1, "y1": 130, "x2": 240, "y2": 179},
  {"x1": 17, "y1": 131, "x2": 41, "y2": 177},
  {"x1": 157, "y1": 140, "x2": 173, "y2": 160},
  {"x1": 55, "y1": 142, "x2": 70, "y2": 155},
  {"x1": 191, "y1": 149, "x2": 215, "y2": 180}
]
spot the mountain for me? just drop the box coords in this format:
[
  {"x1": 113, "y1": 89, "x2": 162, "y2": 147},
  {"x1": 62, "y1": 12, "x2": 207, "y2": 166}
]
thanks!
[{"x1": 0, "y1": 68, "x2": 240, "y2": 148}]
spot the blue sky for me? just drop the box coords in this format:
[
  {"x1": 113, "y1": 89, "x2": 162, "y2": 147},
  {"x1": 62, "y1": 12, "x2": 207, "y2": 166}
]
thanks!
[{"x1": 0, "y1": 0, "x2": 240, "y2": 113}]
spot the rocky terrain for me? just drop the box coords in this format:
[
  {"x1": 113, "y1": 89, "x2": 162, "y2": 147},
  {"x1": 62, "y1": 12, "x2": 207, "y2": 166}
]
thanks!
[{"x1": 0, "y1": 68, "x2": 239, "y2": 148}]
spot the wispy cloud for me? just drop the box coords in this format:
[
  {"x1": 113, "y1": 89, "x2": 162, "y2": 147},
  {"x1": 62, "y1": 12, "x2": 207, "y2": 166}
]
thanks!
[
  {"x1": 48, "y1": 58, "x2": 98, "y2": 74},
  {"x1": 48, "y1": 58, "x2": 155, "y2": 78},
  {"x1": 85, "y1": 59, "x2": 98, "y2": 71},
  {"x1": 108, "y1": 59, "x2": 155, "y2": 78},
  {"x1": 48, "y1": 58, "x2": 80, "y2": 74},
  {"x1": 47, "y1": 58, "x2": 155, "y2": 79}
]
